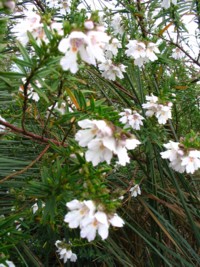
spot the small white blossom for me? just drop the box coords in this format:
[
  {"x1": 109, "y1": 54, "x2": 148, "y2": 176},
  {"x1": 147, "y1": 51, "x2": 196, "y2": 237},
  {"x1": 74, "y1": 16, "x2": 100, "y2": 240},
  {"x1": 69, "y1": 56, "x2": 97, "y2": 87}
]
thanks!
[
  {"x1": 58, "y1": 31, "x2": 94, "y2": 73},
  {"x1": 155, "y1": 103, "x2": 172, "y2": 124},
  {"x1": 181, "y1": 150, "x2": 200, "y2": 174},
  {"x1": 75, "y1": 119, "x2": 113, "y2": 147},
  {"x1": 64, "y1": 200, "x2": 96, "y2": 228},
  {"x1": 99, "y1": 60, "x2": 126, "y2": 81},
  {"x1": 172, "y1": 48, "x2": 184, "y2": 59},
  {"x1": 130, "y1": 184, "x2": 141, "y2": 197},
  {"x1": 85, "y1": 138, "x2": 113, "y2": 166},
  {"x1": 111, "y1": 14, "x2": 124, "y2": 35},
  {"x1": 119, "y1": 109, "x2": 144, "y2": 130},
  {"x1": 125, "y1": 40, "x2": 160, "y2": 67},
  {"x1": 104, "y1": 38, "x2": 122, "y2": 58},
  {"x1": 142, "y1": 94, "x2": 173, "y2": 124},
  {"x1": 55, "y1": 240, "x2": 77, "y2": 263},
  {"x1": 161, "y1": 142, "x2": 200, "y2": 174},
  {"x1": 142, "y1": 94, "x2": 159, "y2": 117}
]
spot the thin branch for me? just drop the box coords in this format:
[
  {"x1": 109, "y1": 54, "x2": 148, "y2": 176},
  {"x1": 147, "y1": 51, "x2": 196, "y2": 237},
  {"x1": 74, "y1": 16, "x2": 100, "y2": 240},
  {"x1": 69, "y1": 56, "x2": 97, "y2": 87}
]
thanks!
[
  {"x1": 0, "y1": 144, "x2": 50, "y2": 184},
  {"x1": 0, "y1": 119, "x2": 67, "y2": 146}
]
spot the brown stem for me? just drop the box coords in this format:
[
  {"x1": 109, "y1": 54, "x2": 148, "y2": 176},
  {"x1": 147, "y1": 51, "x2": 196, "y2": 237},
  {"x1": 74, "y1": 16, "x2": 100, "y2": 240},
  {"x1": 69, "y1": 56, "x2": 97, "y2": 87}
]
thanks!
[
  {"x1": 0, "y1": 119, "x2": 67, "y2": 146},
  {"x1": 0, "y1": 145, "x2": 50, "y2": 184}
]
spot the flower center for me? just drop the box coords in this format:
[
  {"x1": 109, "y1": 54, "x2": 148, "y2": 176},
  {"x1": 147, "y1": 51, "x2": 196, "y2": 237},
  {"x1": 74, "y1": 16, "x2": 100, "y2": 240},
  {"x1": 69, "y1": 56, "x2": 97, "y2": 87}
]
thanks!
[{"x1": 70, "y1": 38, "x2": 84, "y2": 52}]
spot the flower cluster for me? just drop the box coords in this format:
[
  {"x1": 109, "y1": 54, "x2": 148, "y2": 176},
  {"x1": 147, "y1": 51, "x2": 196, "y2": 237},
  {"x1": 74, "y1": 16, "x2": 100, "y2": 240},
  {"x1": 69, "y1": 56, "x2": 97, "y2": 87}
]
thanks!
[
  {"x1": 125, "y1": 40, "x2": 160, "y2": 67},
  {"x1": 58, "y1": 22, "x2": 110, "y2": 73},
  {"x1": 119, "y1": 109, "x2": 144, "y2": 130},
  {"x1": 161, "y1": 0, "x2": 177, "y2": 9},
  {"x1": 64, "y1": 199, "x2": 124, "y2": 242},
  {"x1": 161, "y1": 141, "x2": 200, "y2": 174},
  {"x1": 75, "y1": 119, "x2": 141, "y2": 166},
  {"x1": 142, "y1": 94, "x2": 173, "y2": 124},
  {"x1": 55, "y1": 240, "x2": 77, "y2": 263}
]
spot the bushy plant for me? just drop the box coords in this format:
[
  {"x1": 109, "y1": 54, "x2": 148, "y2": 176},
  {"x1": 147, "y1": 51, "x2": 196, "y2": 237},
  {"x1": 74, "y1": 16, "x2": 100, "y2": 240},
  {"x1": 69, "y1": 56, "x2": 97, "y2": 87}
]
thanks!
[{"x1": 0, "y1": 0, "x2": 200, "y2": 266}]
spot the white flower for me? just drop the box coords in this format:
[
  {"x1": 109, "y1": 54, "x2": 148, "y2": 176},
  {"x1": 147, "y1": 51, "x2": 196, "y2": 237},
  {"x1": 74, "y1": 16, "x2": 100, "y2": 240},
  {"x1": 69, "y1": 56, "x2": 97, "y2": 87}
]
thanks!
[
  {"x1": 142, "y1": 94, "x2": 173, "y2": 124},
  {"x1": 142, "y1": 94, "x2": 159, "y2": 117},
  {"x1": 99, "y1": 60, "x2": 126, "y2": 81},
  {"x1": 0, "y1": 261, "x2": 15, "y2": 267},
  {"x1": 119, "y1": 109, "x2": 144, "y2": 130},
  {"x1": 104, "y1": 38, "x2": 122, "y2": 58},
  {"x1": 130, "y1": 184, "x2": 141, "y2": 197},
  {"x1": 75, "y1": 119, "x2": 113, "y2": 147},
  {"x1": 85, "y1": 138, "x2": 114, "y2": 166},
  {"x1": 125, "y1": 40, "x2": 160, "y2": 67},
  {"x1": 0, "y1": 116, "x2": 6, "y2": 132},
  {"x1": 172, "y1": 48, "x2": 184, "y2": 59},
  {"x1": 55, "y1": 240, "x2": 77, "y2": 263},
  {"x1": 181, "y1": 150, "x2": 200, "y2": 174},
  {"x1": 160, "y1": 141, "x2": 185, "y2": 173},
  {"x1": 155, "y1": 103, "x2": 172, "y2": 124},
  {"x1": 115, "y1": 137, "x2": 141, "y2": 166},
  {"x1": 126, "y1": 40, "x2": 146, "y2": 59},
  {"x1": 80, "y1": 211, "x2": 109, "y2": 241},
  {"x1": 119, "y1": 109, "x2": 132, "y2": 125},
  {"x1": 64, "y1": 200, "x2": 96, "y2": 228},
  {"x1": 111, "y1": 14, "x2": 124, "y2": 35},
  {"x1": 59, "y1": 31, "x2": 95, "y2": 73},
  {"x1": 161, "y1": 0, "x2": 177, "y2": 9},
  {"x1": 146, "y1": 42, "x2": 160, "y2": 61},
  {"x1": 86, "y1": 27, "x2": 110, "y2": 63}
]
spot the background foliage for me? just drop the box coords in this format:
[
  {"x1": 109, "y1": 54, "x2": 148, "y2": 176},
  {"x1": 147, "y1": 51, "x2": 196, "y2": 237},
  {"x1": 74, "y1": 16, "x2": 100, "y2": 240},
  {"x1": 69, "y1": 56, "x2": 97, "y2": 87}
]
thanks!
[{"x1": 0, "y1": 0, "x2": 200, "y2": 266}]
